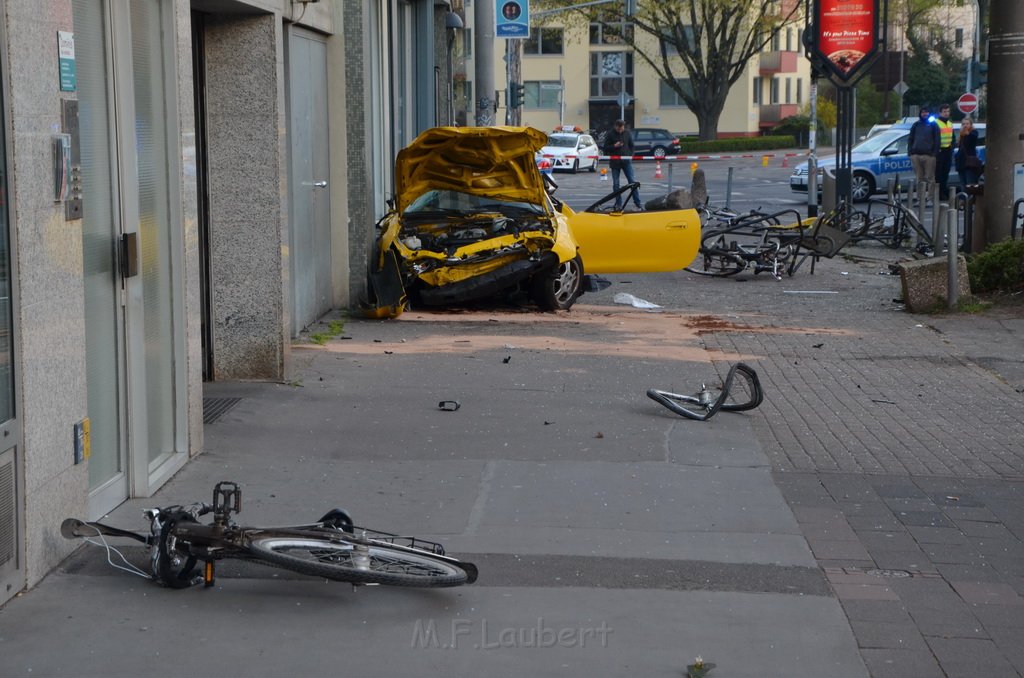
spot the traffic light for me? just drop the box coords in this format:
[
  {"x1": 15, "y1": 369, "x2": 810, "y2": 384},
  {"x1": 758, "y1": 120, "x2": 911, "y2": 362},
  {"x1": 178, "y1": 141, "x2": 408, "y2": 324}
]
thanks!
[
  {"x1": 508, "y1": 82, "x2": 525, "y2": 108},
  {"x1": 971, "y1": 60, "x2": 988, "y2": 88}
]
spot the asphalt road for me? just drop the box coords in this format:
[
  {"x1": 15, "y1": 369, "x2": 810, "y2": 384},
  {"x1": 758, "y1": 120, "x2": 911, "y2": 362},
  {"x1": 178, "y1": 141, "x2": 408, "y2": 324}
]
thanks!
[{"x1": 549, "y1": 152, "x2": 815, "y2": 216}]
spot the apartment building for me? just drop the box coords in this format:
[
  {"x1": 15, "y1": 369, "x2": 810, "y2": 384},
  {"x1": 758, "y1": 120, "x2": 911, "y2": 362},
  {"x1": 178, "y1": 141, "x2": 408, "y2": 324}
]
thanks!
[
  {"x1": 0, "y1": 0, "x2": 454, "y2": 607},
  {"x1": 454, "y1": 2, "x2": 810, "y2": 138}
]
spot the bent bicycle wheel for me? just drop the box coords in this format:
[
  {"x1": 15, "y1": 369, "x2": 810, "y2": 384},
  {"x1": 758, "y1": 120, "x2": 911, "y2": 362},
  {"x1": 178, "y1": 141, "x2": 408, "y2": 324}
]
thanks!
[{"x1": 247, "y1": 535, "x2": 470, "y2": 587}]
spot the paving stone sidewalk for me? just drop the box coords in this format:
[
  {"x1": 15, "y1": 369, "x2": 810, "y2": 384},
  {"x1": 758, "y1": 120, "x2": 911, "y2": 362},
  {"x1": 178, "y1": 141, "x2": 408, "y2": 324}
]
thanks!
[{"x1": 615, "y1": 242, "x2": 1024, "y2": 677}]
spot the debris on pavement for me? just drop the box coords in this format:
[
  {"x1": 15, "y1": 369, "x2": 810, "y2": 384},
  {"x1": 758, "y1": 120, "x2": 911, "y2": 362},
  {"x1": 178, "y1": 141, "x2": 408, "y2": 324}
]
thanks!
[
  {"x1": 647, "y1": 362, "x2": 764, "y2": 421},
  {"x1": 438, "y1": 400, "x2": 461, "y2": 412},
  {"x1": 613, "y1": 292, "x2": 662, "y2": 310}
]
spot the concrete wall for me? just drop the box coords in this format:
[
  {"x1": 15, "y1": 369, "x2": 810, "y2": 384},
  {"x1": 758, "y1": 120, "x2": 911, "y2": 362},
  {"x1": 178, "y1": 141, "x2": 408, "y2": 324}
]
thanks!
[
  {"x1": 204, "y1": 14, "x2": 290, "y2": 380},
  {"x1": 5, "y1": 0, "x2": 89, "y2": 588}
]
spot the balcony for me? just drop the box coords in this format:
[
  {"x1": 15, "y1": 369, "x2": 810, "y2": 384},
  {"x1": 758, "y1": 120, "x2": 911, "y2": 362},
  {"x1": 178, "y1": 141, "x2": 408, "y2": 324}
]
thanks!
[
  {"x1": 759, "y1": 103, "x2": 800, "y2": 127},
  {"x1": 759, "y1": 51, "x2": 799, "y2": 74}
]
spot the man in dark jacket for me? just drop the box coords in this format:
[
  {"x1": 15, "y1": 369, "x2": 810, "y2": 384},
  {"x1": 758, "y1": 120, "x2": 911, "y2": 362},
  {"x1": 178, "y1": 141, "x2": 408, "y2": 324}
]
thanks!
[
  {"x1": 908, "y1": 108, "x2": 939, "y2": 194},
  {"x1": 601, "y1": 120, "x2": 643, "y2": 211}
]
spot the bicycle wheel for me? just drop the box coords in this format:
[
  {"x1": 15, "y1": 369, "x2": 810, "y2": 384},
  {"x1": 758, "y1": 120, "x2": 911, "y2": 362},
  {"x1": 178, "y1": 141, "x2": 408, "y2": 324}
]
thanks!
[{"x1": 247, "y1": 535, "x2": 471, "y2": 587}]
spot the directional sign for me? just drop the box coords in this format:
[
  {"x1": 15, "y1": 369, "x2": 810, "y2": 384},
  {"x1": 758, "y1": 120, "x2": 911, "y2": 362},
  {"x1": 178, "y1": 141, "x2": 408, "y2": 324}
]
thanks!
[{"x1": 957, "y1": 92, "x2": 979, "y2": 115}]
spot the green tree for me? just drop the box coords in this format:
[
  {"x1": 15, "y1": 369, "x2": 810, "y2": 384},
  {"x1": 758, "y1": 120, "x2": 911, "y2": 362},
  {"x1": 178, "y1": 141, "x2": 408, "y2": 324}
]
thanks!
[{"x1": 537, "y1": 0, "x2": 800, "y2": 140}]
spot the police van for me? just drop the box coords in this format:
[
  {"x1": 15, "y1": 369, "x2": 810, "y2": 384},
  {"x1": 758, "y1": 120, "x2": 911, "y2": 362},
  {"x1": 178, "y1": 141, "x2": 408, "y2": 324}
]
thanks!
[{"x1": 790, "y1": 121, "x2": 986, "y2": 201}]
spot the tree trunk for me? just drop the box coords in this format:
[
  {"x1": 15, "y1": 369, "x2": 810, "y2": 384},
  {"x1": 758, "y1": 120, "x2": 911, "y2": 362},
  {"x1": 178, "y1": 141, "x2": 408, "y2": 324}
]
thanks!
[{"x1": 982, "y1": 0, "x2": 1024, "y2": 244}]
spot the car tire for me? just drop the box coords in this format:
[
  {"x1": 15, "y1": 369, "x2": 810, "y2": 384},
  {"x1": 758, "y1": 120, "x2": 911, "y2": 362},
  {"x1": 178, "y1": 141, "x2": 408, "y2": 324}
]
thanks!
[
  {"x1": 851, "y1": 172, "x2": 875, "y2": 202},
  {"x1": 571, "y1": 159, "x2": 579, "y2": 174},
  {"x1": 589, "y1": 158, "x2": 597, "y2": 173},
  {"x1": 652, "y1": 146, "x2": 667, "y2": 159},
  {"x1": 530, "y1": 255, "x2": 583, "y2": 311}
]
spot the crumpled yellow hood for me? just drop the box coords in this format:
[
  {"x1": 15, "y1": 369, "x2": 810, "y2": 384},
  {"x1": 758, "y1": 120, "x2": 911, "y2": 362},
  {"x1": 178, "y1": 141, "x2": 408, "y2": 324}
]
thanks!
[{"x1": 394, "y1": 126, "x2": 550, "y2": 213}]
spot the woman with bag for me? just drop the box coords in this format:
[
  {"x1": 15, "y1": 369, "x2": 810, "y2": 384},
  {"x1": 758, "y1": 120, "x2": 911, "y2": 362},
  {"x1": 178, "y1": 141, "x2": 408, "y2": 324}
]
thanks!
[{"x1": 955, "y1": 118, "x2": 983, "y2": 187}]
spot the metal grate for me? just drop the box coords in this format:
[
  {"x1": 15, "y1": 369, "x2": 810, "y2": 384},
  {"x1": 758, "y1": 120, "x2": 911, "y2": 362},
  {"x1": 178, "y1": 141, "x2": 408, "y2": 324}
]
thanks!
[
  {"x1": 203, "y1": 397, "x2": 241, "y2": 424},
  {"x1": 0, "y1": 451, "x2": 13, "y2": 568}
]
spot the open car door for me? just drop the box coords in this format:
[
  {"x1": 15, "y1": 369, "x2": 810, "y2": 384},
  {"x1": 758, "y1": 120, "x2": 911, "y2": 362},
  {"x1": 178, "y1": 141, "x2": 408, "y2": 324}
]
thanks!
[{"x1": 565, "y1": 208, "x2": 701, "y2": 274}]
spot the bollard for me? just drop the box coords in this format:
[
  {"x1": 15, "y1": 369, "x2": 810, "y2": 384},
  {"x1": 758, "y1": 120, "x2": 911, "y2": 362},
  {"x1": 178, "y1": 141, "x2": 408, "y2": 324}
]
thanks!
[
  {"x1": 725, "y1": 166, "x2": 734, "y2": 208},
  {"x1": 947, "y1": 208, "x2": 958, "y2": 309},
  {"x1": 666, "y1": 162, "x2": 674, "y2": 194},
  {"x1": 931, "y1": 183, "x2": 942, "y2": 253},
  {"x1": 690, "y1": 161, "x2": 698, "y2": 176}
]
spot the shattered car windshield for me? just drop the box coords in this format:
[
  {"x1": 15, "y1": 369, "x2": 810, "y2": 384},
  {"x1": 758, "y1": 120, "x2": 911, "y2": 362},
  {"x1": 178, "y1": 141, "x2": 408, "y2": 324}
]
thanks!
[{"x1": 405, "y1": 190, "x2": 546, "y2": 217}]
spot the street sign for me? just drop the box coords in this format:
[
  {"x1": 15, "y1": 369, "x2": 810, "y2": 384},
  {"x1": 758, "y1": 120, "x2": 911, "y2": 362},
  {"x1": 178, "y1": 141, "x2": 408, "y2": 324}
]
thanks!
[
  {"x1": 957, "y1": 92, "x2": 979, "y2": 115},
  {"x1": 893, "y1": 81, "x2": 909, "y2": 96},
  {"x1": 496, "y1": 0, "x2": 529, "y2": 39}
]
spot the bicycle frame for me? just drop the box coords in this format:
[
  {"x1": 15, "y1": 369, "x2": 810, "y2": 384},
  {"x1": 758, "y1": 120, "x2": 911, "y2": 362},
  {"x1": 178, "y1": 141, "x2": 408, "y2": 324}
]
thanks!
[{"x1": 62, "y1": 481, "x2": 478, "y2": 589}]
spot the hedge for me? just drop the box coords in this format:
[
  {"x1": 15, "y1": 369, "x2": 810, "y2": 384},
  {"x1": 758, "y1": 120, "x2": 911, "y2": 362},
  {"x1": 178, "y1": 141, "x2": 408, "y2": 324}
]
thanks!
[{"x1": 675, "y1": 135, "x2": 798, "y2": 153}]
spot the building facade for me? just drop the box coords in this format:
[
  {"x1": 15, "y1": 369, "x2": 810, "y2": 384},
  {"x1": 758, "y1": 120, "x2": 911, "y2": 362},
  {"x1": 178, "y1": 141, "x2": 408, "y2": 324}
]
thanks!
[
  {"x1": 0, "y1": 0, "x2": 452, "y2": 607},
  {"x1": 454, "y1": 2, "x2": 809, "y2": 138}
]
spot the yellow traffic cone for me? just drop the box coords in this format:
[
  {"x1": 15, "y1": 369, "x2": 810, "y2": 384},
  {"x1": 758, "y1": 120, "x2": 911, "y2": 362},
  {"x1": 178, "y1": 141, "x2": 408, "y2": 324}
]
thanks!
[{"x1": 600, "y1": 167, "x2": 608, "y2": 180}]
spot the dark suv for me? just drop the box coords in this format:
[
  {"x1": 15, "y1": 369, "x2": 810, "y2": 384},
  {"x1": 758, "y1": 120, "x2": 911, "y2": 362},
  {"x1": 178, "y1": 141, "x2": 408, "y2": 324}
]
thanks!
[{"x1": 631, "y1": 128, "x2": 681, "y2": 158}]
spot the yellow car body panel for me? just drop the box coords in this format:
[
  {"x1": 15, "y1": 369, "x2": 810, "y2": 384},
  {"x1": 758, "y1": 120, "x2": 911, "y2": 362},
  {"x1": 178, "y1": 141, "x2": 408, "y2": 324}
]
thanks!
[
  {"x1": 561, "y1": 204, "x2": 702, "y2": 274},
  {"x1": 394, "y1": 126, "x2": 551, "y2": 213}
]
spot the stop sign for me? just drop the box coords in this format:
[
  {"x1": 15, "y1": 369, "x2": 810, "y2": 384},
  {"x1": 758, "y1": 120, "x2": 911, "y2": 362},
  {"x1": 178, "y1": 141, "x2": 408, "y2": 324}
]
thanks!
[{"x1": 958, "y1": 93, "x2": 979, "y2": 115}]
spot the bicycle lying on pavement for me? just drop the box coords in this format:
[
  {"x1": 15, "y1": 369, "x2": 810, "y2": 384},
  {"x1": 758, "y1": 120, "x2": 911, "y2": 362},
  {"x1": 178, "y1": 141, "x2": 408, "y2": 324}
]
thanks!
[{"x1": 62, "y1": 481, "x2": 478, "y2": 589}]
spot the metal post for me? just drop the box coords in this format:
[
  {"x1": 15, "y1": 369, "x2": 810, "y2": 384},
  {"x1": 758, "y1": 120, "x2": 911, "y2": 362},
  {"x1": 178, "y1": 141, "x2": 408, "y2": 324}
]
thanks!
[
  {"x1": 947, "y1": 208, "x2": 959, "y2": 309},
  {"x1": 808, "y1": 76, "x2": 818, "y2": 217},
  {"x1": 666, "y1": 162, "x2": 674, "y2": 194},
  {"x1": 726, "y1": 166, "x2": 734, "y2": 208},
  {"x1": 931, "y1": 183, "x2": 942, "y2": 252},
  {"x1": 474, "y1": 0, "x2": 495, "y2": 126}
]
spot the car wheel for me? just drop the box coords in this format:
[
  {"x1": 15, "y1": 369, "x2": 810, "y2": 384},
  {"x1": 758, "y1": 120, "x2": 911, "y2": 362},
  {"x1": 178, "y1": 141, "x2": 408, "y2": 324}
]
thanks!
[
  {"x1": 851, "y1": 172, "x2": 875, "y2": 202},
  {"x1": 589, "y1": 158, "x2": 597, "y2": 173},
  {"x1": 571, "y1": 159, "x2": 579, "y2": 174},
  {"x1": 531, "y1": 256, "x2": 583, "y2": 311},
  {"x1": 652, "y1": 146, "x2": 667, "y2": 159}
]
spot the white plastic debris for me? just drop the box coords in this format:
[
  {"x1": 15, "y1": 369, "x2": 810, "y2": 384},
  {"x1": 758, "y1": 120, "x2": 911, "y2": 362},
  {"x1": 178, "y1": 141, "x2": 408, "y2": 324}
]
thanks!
[{"x1": 613, "y1": 292, "x2": 662, "y2": 309}]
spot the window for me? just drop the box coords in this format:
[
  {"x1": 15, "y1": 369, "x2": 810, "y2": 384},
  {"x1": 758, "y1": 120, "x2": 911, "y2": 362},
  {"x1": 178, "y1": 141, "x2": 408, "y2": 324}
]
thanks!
[
  {"x1": 525, "y1": 27, "x2": 563, "y2": 55},
  {"x1": 660, "y1": 25, "x2": 694, "y2": 56},
  {"x1": 770, "y1": 77, "x2": 779, "y2": 104},
  {"x1": 590, "y1": 51, "x2": 633, "y2": 97},
  {"x1": 955, "y1": 28, "x2": 964, "y2": 49},
  {"x1": 461, "y1": 28, "x2": 472, "y2": 58},
  {"x1": 797, "y1": 78, "x2": 803, "y2": 104},
  {"x1": 525, "y1": 80, "x2": 560, "y2": 109},
  {"x1": 785, "y1": 78, "x2": 791, "y2": 103},
  {"x1": 752, "y1": 76, "x2": 762, "y2": 104},
  {"x1": 659, "y1": 78, "x2": 694, "y2": 107},
  {"x1": 771, "y1": 31, "x2": 781, "y2": 51},
  {"x1": 786, "y1": 28, "x2": 792, "y2": 51},
  {"x1": 589, "y1": 20, "x2": 633, "y2": 45}
]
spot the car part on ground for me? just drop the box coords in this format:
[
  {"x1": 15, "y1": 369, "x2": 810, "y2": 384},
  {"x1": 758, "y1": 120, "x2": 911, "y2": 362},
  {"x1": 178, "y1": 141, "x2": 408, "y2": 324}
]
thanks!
[{"x1": 647, "y1": 363, "x2": 764, "y2": 421}]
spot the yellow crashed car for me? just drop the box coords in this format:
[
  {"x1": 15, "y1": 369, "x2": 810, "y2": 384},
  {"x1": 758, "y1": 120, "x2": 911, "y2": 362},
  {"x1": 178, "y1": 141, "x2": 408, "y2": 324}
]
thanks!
[{"x1": 365, "y1": 126, "x2": 700, "y2": 318}]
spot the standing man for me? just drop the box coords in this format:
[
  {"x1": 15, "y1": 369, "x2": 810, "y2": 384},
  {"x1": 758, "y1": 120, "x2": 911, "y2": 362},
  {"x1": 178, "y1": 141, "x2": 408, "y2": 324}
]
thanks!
[
  {"x1": 934, "y1": 104, "x2": 955, "y2": 199},
  {"x1": 601, "y1": 119, "x2": 643, "y2": 211},
  {"x1": 907, "y1": 107, "x2": 939, "y2": 204}
]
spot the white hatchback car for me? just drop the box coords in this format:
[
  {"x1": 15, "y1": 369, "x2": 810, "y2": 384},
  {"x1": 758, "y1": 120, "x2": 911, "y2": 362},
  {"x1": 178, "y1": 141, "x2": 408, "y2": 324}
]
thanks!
[{"x1": 536, "y1": 130, "x2": 600, "y2": 173}]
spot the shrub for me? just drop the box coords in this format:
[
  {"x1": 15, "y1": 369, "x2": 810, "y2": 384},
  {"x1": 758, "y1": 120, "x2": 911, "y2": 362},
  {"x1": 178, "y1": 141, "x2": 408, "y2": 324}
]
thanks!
[
  {"x1": 676, "y1": 135, "x2": 796, "y2": 153},
  {"x1": 966, "y1": 239, "x2": 1024, "y2": 293}
]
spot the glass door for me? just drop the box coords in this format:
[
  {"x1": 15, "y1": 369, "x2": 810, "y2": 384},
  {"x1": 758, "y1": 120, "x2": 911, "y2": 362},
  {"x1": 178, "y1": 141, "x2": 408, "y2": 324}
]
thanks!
[
  {"x1": 74, "y1": 0, "x2": 129, "y2": 516},
  {"x1": 76, "y1": 0, "x2": 185, "y2": 517}
]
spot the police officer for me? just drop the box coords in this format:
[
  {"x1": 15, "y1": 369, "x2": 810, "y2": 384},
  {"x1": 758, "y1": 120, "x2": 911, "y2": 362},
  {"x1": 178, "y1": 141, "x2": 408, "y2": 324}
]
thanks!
[{"x1": 934, "y1": 104, "x2": 955, "y2": 200}]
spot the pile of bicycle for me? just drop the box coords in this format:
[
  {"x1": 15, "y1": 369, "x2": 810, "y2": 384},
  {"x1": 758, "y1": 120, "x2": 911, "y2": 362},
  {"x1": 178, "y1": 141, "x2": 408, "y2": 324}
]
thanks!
[{"x1": 685, "y1": 197, "x2": 939, "y2": 280}]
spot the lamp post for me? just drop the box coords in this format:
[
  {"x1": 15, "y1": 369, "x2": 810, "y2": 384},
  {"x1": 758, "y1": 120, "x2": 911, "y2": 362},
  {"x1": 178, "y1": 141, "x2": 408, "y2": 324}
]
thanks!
[{"x1": 445, "y1": 10, "x2": 463, "y2": 126}]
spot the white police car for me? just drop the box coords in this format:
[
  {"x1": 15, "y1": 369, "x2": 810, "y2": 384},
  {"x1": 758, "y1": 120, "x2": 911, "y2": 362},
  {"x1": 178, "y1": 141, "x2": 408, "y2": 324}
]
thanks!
[
  {"x1": 535, "y1": 127, "x2": 600, "y2": 173},
  {"x1": 790, "y1": 122, "x2": 986, "y2": 201}
]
